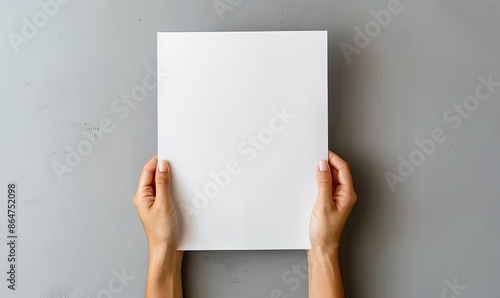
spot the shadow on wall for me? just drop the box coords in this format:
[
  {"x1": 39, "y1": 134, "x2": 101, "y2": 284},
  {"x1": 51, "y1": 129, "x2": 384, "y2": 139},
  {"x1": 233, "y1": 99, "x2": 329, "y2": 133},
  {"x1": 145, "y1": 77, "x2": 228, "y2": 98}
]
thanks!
[{"x1": 327, "y1": 34, "x2": 403, "y2": 298}]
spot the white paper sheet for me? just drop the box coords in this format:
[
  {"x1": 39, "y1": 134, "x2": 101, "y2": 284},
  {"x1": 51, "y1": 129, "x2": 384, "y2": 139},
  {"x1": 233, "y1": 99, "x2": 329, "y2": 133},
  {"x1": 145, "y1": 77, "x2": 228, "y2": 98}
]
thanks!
[{"x1": 157, "y1": 31, "x2": 328, "y2": 250}]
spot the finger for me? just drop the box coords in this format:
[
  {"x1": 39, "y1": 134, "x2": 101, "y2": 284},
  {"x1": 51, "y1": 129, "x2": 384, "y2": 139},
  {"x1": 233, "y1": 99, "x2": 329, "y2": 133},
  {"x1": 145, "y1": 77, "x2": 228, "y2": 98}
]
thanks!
[
  {"x1": 328, "y1": 151, "x2": 354, "y2": 190},
  {"x1": 155, "y1": 159, "x2": 173, "y2": 210},
  {"x1": 138, "y1": 155, "x2": 158, "y2": 188},
  {"x1": 316, "y1": 159, "x2": 333, "y2": 208}
]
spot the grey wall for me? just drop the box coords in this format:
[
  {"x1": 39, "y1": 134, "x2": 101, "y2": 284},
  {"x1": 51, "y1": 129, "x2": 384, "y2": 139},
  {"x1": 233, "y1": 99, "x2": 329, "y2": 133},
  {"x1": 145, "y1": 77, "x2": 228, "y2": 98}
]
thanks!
[{"x1": 1, "y1": 0, "x2": 498, "y2": 297}]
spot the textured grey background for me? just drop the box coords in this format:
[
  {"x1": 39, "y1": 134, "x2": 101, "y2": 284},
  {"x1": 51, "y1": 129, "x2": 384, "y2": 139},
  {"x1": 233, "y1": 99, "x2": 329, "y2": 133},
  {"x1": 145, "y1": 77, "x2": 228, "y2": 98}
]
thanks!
[{"x1": 0, "y1": 0, "x2": 499, "y2": 297}]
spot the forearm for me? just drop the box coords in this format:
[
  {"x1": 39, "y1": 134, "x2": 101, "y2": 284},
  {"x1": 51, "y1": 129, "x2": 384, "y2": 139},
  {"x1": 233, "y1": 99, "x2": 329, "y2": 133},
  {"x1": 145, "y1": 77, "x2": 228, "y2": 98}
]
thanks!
[
  {"x1": 145, "y1": 249, "x2": 183, "y2": 298},
  {"x1": 307, "y1": 249, "x2": 344, "y2": 298}
]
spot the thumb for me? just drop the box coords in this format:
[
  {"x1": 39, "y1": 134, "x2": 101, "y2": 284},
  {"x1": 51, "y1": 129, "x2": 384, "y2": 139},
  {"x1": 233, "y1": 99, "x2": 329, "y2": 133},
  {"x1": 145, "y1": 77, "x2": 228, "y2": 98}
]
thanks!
[
  {"x1": 155, "y1": 159, "x2": 173, "y2": 210},
  {"x1": 316, "y1": 159, "x2": 333, "y2": 208}
]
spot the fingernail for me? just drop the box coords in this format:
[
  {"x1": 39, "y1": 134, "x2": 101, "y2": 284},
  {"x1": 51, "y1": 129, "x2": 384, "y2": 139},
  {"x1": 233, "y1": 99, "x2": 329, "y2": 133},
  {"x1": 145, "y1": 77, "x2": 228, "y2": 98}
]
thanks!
[
  {"x1": 158, "y1": 160, "x2": 168, "y2": 172},
  {"x1": 319, "y1": 160, "x2": 329, "y2": 172}
]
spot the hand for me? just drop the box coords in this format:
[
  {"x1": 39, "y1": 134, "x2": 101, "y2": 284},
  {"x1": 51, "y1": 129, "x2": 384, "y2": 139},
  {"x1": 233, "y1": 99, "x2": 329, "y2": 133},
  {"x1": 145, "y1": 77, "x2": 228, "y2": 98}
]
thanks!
[
  {"x1": 309, "y1": 150, "x2": 357, "y2": 255},
  {"x1": 134, "y1": 155, "x2": 183, "y2": 298},
  {"x1": 133, "y1": 155, "x2": 181, "y2": 256}
]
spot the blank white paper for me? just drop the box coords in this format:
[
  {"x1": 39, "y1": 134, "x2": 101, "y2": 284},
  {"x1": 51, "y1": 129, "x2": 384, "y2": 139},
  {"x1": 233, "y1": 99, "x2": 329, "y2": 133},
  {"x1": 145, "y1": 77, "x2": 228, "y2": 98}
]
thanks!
[{"x1": 157, "y1": 31, "x2": 328, "y2": 250}]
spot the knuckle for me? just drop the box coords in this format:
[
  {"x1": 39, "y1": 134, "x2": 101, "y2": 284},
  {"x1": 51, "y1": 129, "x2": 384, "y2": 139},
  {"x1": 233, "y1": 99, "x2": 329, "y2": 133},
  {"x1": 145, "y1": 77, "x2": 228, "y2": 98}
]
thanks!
[
  {"x1": 319, "y1": 176, "x2": 332, "y2": 184},
  {"x1": 350, "y1": 193, "x2": 358, "y2": 204},
  {"x1": 156, "y1": 174, "x2": 170, "y2": 186}
]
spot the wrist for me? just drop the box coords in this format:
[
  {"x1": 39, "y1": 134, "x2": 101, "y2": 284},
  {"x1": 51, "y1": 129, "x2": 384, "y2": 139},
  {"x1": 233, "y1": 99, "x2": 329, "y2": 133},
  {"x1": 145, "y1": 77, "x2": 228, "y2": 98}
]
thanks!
[
  {"x1": 149, "y1": 246, "x2": 183, "y2": 269},
  {"x1": 148, "y1": 240, "x2": 180, "y2": 257},
  {"x1": 307, "y1": 247, "x2": 340, "y2": 276},
  {"x1": 146, "y1": 247, "x2": 184, "y2": 298},
  {"x1": 307, "y1": 245, "x2": 340, "y2": 261}
]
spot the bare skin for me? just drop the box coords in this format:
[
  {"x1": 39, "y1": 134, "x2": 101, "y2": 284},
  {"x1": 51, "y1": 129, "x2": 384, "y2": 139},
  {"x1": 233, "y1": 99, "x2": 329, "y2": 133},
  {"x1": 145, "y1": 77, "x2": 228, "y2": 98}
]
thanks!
[
  {"x1": 133, "y1": 151, "x2": 356, "y2": 298},
  {"x1": 308, "y1": 151, "x2": 357, "y2": 298},
  {"x1": 133, "y1": 156, "x2": 183, "y2": 298}
]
